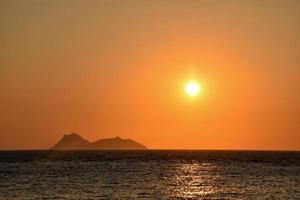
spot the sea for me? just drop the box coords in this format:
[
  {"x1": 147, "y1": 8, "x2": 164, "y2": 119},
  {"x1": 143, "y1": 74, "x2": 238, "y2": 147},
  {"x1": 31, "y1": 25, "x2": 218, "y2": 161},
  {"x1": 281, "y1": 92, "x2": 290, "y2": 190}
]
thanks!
[{"x1": 0, "y1": 150, "x2": 299, "y2": 199}]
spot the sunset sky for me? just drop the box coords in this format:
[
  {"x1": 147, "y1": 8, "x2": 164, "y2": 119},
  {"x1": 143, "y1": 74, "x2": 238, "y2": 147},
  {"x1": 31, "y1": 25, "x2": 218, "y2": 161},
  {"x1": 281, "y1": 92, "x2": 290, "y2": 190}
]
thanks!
[{"x1": 1, "y1": 0, "x2": 299, "y2": 150}]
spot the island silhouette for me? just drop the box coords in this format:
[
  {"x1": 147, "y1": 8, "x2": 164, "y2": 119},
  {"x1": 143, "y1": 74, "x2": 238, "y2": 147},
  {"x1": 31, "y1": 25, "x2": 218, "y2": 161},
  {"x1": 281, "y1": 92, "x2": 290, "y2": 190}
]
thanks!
[{"x1": 51, "y1": 133, "x2": 147, "y2": 150}]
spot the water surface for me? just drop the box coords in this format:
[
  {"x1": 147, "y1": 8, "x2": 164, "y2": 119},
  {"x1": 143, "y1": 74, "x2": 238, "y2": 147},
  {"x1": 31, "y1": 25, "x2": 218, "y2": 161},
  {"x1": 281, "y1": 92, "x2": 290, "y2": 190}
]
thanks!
[{"x1": 0, "y1": 150, "x2": 299, "y2": 199}]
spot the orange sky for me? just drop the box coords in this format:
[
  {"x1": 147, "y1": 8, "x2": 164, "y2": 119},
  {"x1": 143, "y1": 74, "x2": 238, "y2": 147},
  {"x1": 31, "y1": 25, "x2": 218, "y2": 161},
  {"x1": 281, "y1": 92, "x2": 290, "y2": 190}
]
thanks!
[{"x1": 0, "y1": 0, "x2": 299, "y2": 150}]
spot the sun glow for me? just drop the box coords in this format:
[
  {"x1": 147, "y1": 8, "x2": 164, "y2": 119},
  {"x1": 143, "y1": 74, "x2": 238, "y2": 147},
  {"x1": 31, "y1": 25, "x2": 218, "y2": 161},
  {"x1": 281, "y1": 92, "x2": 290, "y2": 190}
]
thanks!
[{"x1": 185, "y1": 81, "x2": 201, "y2": 96}]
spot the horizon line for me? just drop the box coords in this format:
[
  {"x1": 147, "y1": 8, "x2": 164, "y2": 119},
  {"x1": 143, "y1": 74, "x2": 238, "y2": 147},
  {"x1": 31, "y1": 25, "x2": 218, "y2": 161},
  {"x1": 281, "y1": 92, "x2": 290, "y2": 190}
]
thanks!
[{"x1": 0, "y1": 148, "x2": 299, "y2": 152}]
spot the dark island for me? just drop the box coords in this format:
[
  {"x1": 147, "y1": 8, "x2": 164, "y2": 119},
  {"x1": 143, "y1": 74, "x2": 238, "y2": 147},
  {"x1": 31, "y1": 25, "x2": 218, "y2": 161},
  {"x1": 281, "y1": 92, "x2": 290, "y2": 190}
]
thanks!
[{"x1": 51, "y1": 133, "x2": 147, "y2": 150}]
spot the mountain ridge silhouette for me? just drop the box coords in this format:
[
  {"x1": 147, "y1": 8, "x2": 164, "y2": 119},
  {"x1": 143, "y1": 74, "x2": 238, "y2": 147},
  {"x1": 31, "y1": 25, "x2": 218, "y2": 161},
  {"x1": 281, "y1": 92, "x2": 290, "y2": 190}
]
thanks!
[{"x1": 51, "y1": 133, "x2": 147, "y2": 150}]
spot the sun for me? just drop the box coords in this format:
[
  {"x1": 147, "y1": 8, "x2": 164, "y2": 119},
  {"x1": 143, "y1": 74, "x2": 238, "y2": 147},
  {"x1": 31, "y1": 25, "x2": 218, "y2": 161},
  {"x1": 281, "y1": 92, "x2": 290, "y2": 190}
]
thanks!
[{"x1": 185, "y1": 81, "x2": 201, "y2": 96}]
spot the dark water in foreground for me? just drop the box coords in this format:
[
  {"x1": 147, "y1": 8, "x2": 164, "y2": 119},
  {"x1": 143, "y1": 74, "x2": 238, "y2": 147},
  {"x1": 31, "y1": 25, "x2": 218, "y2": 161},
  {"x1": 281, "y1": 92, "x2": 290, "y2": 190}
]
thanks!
[{"x1": 0, "y1": 151, "x2": 299, "y2": 199}]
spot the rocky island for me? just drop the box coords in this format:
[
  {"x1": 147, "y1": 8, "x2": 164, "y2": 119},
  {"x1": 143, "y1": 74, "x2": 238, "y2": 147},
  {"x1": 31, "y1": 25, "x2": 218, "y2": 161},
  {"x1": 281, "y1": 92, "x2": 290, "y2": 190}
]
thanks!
[{"x1": 51, "y1": 133, "x2": 147, "y2": 150}]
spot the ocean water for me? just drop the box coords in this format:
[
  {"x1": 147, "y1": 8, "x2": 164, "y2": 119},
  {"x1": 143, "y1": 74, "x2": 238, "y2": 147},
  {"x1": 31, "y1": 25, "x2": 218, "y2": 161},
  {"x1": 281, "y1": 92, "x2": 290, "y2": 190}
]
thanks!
[{"x1": 0, "y1": 151, "x2": 299, "y2": 199}]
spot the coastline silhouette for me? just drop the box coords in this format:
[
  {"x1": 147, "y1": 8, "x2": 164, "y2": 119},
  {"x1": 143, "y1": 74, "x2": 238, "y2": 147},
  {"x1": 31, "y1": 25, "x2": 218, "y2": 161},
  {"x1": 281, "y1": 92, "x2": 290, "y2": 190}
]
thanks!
[{"x1": 51, "y1": 133, "x2": 147, "y2": 150}]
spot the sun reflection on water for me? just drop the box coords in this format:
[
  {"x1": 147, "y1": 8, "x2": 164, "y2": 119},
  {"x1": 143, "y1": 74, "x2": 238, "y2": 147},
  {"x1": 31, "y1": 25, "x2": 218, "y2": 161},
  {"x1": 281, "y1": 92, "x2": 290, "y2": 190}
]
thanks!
[{"x1": 165, "y1": 162, "x2": 219, "y2": 199}]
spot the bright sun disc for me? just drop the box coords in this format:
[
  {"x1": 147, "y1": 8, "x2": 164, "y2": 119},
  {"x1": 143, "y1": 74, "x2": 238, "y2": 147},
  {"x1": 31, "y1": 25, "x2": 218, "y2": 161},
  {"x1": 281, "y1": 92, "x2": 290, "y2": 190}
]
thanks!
[{"x1": 185, "y1": 81, "x2": 201, "y2": 96}]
